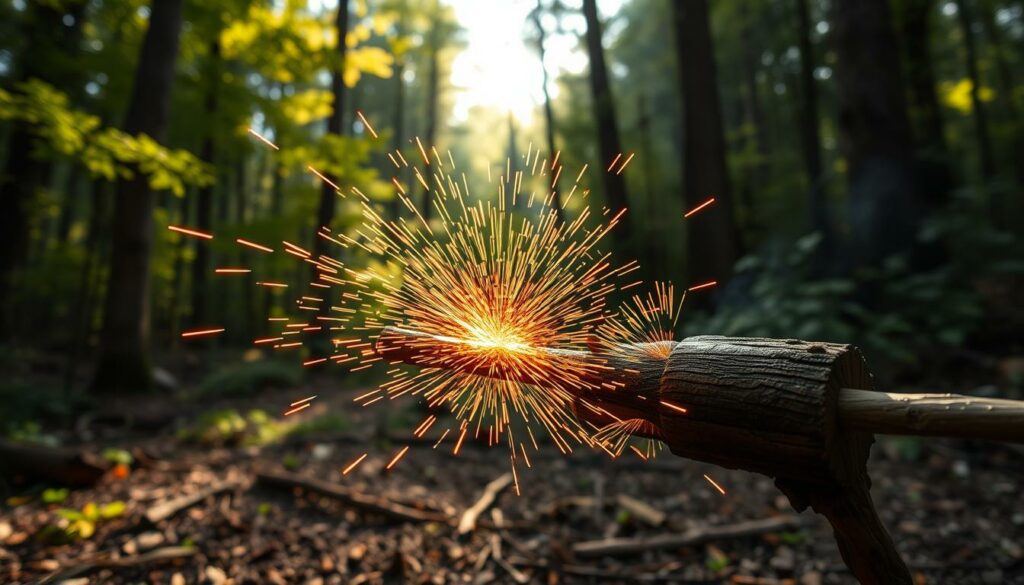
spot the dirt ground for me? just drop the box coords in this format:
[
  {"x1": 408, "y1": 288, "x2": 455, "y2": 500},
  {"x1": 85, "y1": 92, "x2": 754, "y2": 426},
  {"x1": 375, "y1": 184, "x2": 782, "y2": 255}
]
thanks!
[{"x1": 2, "y1": 380, "x2": 1023, "y2": 585}]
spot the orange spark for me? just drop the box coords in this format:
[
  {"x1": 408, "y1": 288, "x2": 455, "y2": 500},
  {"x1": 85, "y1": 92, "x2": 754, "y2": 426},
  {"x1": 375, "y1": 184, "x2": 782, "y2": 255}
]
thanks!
[
  {"x1": 356, "y1": 110, "x2": 378, "y2": 138},
  {"x1": 168, "y1": 225, "x2": 213, "y2": 240},
  {"x1": 308, "y1": 166, "x2": 340, "y2": 191},
  {"x1": 342, "y1": 453, "x2": 368, "y2": 475},
  {"x1": 283, "y1": 402, "x2": 311, "y2": 416},
  {"x1": 236, "y1": 238, "x2": 274, "y2": 253},
  {"x1": 660, "y1": 400, "x2": 689, "y2": 415},
  {"x1": 607, "y1": 153, "x2": 622, "y2": 172},
  {"x1": 215, "y1": 268, "x2": 251, "y2": 274},
  {"x1": 615, "y1": 152, "x2": 635, "y2": 175},
  {"x1": 703, "y1": 473, "x2": 726, "y2": 495},
  {"x1": 303, "y1": 358, "x2": 327, "y2": 367},
  {"x1": 684, "y1": 197, "x2": 716, "y2": 218},
  {"x1": 386, "y1": 446, "x2": 410, "y2": 470},
  {"x1": 290, "y1": 395, "x2": 317, "y2": 407},
  {"x1": 687, "y1": 281, "x2": 717, "y2": 292},
  {"x1": 248, "y1": 127, "x2": 279, "y2": 150},
  {"x1": 180, "y1": 328, "x2": 224, "y2": 338}
]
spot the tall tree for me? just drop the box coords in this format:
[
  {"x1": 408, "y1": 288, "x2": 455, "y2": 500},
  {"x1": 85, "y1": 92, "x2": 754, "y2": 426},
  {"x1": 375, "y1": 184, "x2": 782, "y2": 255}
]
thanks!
[
  {"x1": 670, "y1": 0, "x2": 740, "y2": 289},
  {"x1": 191, "y1": 40, "x2": 221, "y2": 328},
  {"x1": 0, "y1": 1, "x2": 86, "y2": 339},
  {"x1": 529, "y1": 0, "x2": 563, "y2": 221},
  {"x1": 795, "y1": 0, "x2": 834, "y2": 248},
  {"x1": 581, "y1": 0, "x2": 632, "y2": 251},
  {"x1": 832, "y1": 0, "x2": 924, "y2": 269},
  {"x1": 897, "y1": 0, "x2": 952, "y2": 213},
  {"x1": 91, "y1": 0, "x2": 185, "y2": 393},
  {"x1": 421, "y1": 0, "x2": 443, "y2": 220},
  {"x1": 313, "y1": 0, "x2": 351, "y2": 263},
  {"x1": 954, "y1": 0, "x2": 997, "y2": 185}
]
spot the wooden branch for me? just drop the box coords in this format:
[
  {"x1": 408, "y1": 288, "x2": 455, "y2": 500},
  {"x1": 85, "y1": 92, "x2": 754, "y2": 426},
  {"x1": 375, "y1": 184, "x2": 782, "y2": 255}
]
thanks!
[
  {"x1": 145, "y1": 480, "x2": 242, "y2": 524},
  {"x1": 838, "y1": 388, "x2": 1024, "y2": 443},
  {"x1": 615, "y1": 494, "x2": 665, "y2": 527},
  {"x1": 0, "y1": 439, "x2": 108, "y2": 487},
  {"x1": 256, "y1": 470, "x2": 449, "y2": 524},
  {"x1": 572, "y1": 515, "x2": 803, "y2": 557},
  {"x1": 38, "y1": 546, "x2": 196, "y2": 584},
  {"x1": 458, "y1": 472, "x2": 513, "y2": 534}
]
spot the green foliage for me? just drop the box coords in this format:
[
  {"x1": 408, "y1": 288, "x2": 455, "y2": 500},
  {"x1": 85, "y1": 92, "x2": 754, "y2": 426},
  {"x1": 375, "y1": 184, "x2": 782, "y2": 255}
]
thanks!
[
  {"x1": 685, "y1": 229, "x2": 988, "y2": 369},
  {"x1": 178, "y1": 408, "x2": 291, "y2": 446},
  {"x1": 287, "y1": 412, "x2": 350, "y2": 437},
  {"x1": 50, "y1": 501, "x2": 126, "y2": 540},
  {"x1": 196, "y1": 359, "x2": 303, "y2": 399},
  {"x1": 0, "y1": 80, "x2": 213, "y2": 195},
  {"x1": 101, "y1": 448, "x2": 134, "y2": 466},
  {"x1": 41, "y1": 488, "x2": 69, "y2": 505}
]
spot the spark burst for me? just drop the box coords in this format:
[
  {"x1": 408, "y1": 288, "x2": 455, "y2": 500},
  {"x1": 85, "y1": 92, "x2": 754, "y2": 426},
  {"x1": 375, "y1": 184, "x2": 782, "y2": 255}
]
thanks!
[{"x1": 176, "y1": 116, "x2": 722, "y2": 493}]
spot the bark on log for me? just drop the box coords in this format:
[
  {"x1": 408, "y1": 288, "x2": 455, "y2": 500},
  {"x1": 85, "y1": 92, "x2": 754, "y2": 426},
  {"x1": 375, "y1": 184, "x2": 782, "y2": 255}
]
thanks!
[{"x1": 0, "y1": 439, "x2": 108, "y2": 487}]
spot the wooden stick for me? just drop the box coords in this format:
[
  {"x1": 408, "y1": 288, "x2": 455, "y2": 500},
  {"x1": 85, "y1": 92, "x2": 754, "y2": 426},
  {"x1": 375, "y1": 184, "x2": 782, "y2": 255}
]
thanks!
[
  {"x1": 458, "y1": 472, "x2": 513, "y2": 534},
  {"x1": 38, "y1": 546, "x2": 196, "y2": 584},
  {"x1": 838, "y1": 388, "x2": 1024, "y2": 443},
  {"x1": 145, "y1": 480, "x2": 242, "y2": 524},
  {"x1": 256, "y1": 470, "x2": 449, "y2": 524},
  {"x1": 572, "y1": 515, "x2": 803, "y2": 557},
  {"x1": 376, "y1": 327, "x2": 1024, "y2": 443}
]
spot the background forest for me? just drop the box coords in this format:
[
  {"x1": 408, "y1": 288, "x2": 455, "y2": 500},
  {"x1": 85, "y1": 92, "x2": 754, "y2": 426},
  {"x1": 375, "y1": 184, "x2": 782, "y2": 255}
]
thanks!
[{"x1": 1, "y1": 0, "x2": 1023, "y2": 583}]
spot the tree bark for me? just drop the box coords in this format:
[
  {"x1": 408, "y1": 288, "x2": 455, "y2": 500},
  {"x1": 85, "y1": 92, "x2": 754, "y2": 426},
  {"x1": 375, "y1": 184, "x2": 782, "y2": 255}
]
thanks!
[
  {"x1": 422, "y1": 1, "x2": 442, "y2": 221},
  {"x1": 91, "y1": 0, "x2": 185, "y2": 394},
  {"x1": 313, "y1": 0, "x2": 350, "y2": 263},
  {"x1": 582, "y1": 0, "x2": 632, "y2": 252},
  {"x1": 531, "y1": 0, "x2": 563, "y2": 221},
  {"x1": 832, "y1": 0, "x2": 924, "y2": 269},
  {"x1": 190, "y1": 40, "x2": 220, "y2": 328},
  {"x1": 670, "y1": 0, "x2": 740, "y2": 291}
]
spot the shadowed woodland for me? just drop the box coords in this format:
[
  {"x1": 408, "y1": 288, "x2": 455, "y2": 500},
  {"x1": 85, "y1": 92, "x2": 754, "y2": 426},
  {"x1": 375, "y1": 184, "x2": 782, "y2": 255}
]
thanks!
[{"x1": 1, "y1": 0, "x2": 1023, "y2": 583}]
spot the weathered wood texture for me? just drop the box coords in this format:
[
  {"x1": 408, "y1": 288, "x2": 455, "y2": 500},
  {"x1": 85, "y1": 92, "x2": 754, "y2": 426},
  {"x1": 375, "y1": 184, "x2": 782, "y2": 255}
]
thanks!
[
  {"x1": 839, "y1": 388, "x2": 1024, "y2": 443},
  {"x1": 658, "y1": 336, "x2": 909, "y2": 585}
]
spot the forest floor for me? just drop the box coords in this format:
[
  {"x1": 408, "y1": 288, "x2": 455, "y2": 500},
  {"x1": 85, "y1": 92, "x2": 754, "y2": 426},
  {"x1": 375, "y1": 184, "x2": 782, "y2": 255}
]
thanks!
[{"x1": 2, "y1": 367, "x2": 1024, "y2": 585}]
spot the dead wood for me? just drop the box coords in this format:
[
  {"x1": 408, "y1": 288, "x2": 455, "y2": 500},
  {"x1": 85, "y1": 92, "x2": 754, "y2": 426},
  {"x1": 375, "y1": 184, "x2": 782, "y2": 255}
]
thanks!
[
  {"x1": 572, "y1": 515, "x2": 803, "y2": 557},
  {"x1": 457, "y1": 472, "x2": 513, "y2": 534},
  {"x1": 616, "y1": 493, "x2": 666, "y2": 527},
  {"x1": 37, "y1": 546, "x2": 196, "y2": 584},
  {"x1": 145, "y1": 479, "x2": 243, "y2": 524},
  {"x1": 255, "y1": 469, "x2": 449, "y2": 523},
  {"x1": 0, "y1": 439, "x2": 109, "y2": 487}
]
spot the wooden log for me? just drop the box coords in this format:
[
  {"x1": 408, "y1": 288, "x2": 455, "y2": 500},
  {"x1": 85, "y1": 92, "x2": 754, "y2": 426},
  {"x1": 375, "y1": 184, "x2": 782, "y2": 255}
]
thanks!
[
  {"x1": 0, "y1": 439, "x2": 109, "y2": 487},
  {"x1": 145, "y1": 480, "x2": 242, "y2": 524}
]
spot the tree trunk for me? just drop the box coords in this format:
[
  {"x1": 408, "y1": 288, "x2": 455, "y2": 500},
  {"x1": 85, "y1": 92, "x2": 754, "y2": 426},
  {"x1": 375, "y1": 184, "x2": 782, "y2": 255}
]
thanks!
[
  {"x1": 190, "y1": 40, "x2": 220, "y2": 328},
  {"x1": 795, "y1": 0, "x2": 834, "y2": 251},
  {"x1": 898, "y1": 0, "x2": 953, "y2": 213},
  {"x1": 954, "y1": 0, "x2": 997, "y2": 187},
  {"x1": 832, "y1": 0, "x2": 923, "y2": 269},
  {"x1": 670, "y1": 0, "x2": 740, "y2": 291},
  {"x1": 978, "y1": 0, "x2": 1023, "y2": 186},
  {"x1": 313, "y1": 0, "x2": 349, "y2": 262},
  {"x1": 91, "y1": 0, "x2": 185, "y2": 394},
  {"x1": 0, "y1": 1, "x2": 85, "y2": 339},
  {"x1": 390, "y1": 55, "x2": 406, "y2": 221},
  {"x1": 531, "y1": 0, "x2": 563, "y2": 221},
  {"x1": 581, "y1": 0, "x2": 632, "y2": 252},
  {"x1": 422, "y1": 2, "x2": 442, "y2": 221}
]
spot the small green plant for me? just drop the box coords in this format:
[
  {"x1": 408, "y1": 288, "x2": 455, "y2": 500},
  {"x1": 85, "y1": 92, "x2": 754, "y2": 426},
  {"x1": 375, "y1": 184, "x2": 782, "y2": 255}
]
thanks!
[
  {"x1": 53, "y1": 501, "x2": 126, "y2": 539},
  {"x1": 41, "y1": 488, "x2": 69, "y2": 505},
  {"x1": 178, "y1": 409, "x2": 292, "y2": 446}
]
